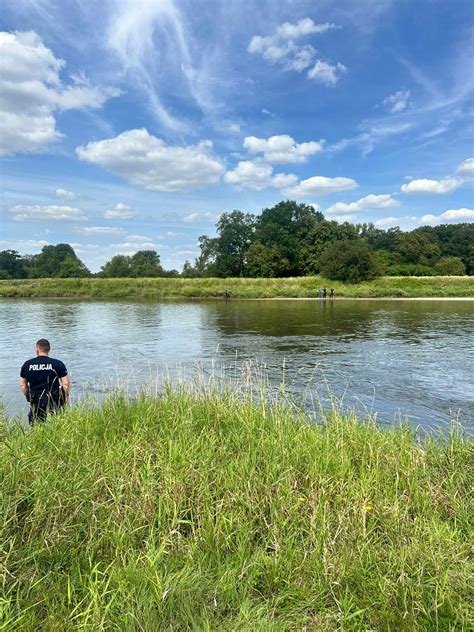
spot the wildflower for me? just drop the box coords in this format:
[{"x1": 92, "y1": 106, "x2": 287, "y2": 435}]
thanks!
[{"x1": 365, "y1": 502, "x2": 373, "y2": 512}]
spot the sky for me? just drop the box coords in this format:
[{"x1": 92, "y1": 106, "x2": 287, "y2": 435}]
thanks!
[{"x1": 0, "y1": 0, "x2": 473, "y2": 272}]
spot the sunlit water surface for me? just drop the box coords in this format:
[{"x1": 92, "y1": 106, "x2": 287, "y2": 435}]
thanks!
[{"x1": 1, "y1": 298, "x2": 473, "y2": 432}]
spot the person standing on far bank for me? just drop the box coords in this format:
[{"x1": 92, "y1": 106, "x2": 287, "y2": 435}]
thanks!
[{"x1": 19, "y1": 339, "x2": 70, "y2": 424}]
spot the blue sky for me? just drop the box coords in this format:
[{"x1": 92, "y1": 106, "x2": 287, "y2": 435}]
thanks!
[{"x1": 1, "y1": 0, "x2": 473, "y2": 272}]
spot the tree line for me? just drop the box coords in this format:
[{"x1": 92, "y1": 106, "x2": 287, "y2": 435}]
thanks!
[{"x1": 1, "y1": 201, "x2": 473, "y2": 282}]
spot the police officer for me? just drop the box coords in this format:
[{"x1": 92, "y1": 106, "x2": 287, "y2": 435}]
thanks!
[{"x1": 19, "y1": 339, "x2": 70, "y2": 424}]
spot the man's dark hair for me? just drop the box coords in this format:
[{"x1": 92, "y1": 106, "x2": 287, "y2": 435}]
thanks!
[{"x1": 36, "y1": 338, "x2": 51, "y2": 353}]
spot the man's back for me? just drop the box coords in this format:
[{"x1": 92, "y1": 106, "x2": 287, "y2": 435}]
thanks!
[{"x1": 20, "y1": 356, "x2": 67, "y2": 398}]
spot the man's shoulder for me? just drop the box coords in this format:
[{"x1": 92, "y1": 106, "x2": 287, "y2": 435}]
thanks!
[
  {"x1": 22, "y1": 357, "x2": 37, "y2": 368},
  {"x1": 50, "y1": 357, "x2": 68, "y2": 372}
]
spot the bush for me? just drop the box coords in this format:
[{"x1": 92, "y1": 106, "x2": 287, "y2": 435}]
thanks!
[
  {"x1": 433, "y1": 256, "x2": 466, "y2": 276},
  {"x1": 320, "y1": 240, "x2": 380, "y2": 283},
  {"x1": 385, "y1": 264, "x2": 434, "y2": 276}
]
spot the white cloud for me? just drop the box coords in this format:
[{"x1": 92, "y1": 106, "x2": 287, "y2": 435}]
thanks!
[
  {"x1": 55, "y1": 188, "x2": 77, "y2": 200},
  {"x1": 248, "y1": 18, "x2": 344, "y2": 84},
  {"x1": 0, "y1": 238, "x2": 49, "y2": 253},
  {"x1": 76, "y1": 129, "x2": 225, "y2": 192},
  {"x1": 0, "y1": 31, "x2": 120, "y2": 155},
  {"x1": 307, "y1": 60, "x2": 346, "y2": 86},
  {"x1": 126, "y1": 234, "x2": 154, "y2": 242},
  {"x1": 181, "y1": 212, "x2": 221, "y2": 223},
  {"x1": 243, "y1": 134, "x2": 324, "y2": 164},
  {"x1": 383, "y1": 90, "x2": 411, "y2": 113},
  {"x1": 456, "y1": 158, "x2": 474, "y2": 177},
  {"x1": 326, "y1": 194, "x2": 399, "y2": 215},
  {"x1": 401, "y1": 178, "x2": 462, "y2": 194},
  {"x1": 76, "y1": 226, "x2": 126, "y2": 236},
  {"x1": 420, "y1": 208, "x2": 474, "y2": 225},
  {"x1": 104, "y1": 202, "x2": 137, "y2": 220},
  {"x1": 276, "y1": 18, "x2": 337, "y2": 40},
  {"x1": 284, "y1": 175, "x2": 358, "y2": 198},
  {"x1": 224, "y1": 161, "x2": 297, "y2": 191},
  {"x1": 10, "y1": 204, "x2": 87, "y2": 222},
  {"x1": 373, "y1": 215, "x2": 417, "y2": 228}
]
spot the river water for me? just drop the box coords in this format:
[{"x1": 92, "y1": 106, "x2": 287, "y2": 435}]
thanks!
[{"x1": 1, "y1": 298, "x2": 473, "y2": 432}]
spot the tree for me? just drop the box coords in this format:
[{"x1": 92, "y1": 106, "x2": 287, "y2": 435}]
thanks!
[
  {"x1": 245, "y1": 243, "x2": 290, "y2": 277},
  {"x1": 396, "y1": 232, "x2": 441, "y2": 265},
  {"x1": 182, "y1": 261, "x2": 199, "y2": 278},
  {"x1": 255, "y1": 200, "x2": 323, "y2": 275},
  {"x1": 320, "y1": 240, "x2": 380, "y2": 283},
  {"x1": 433, "y1": 256, "x2": 466, "y2": 276},
  {"x1": 26, "y1": 244, "x2": 90, "y2": 277},
  {"x1": 300, "y1": 220, "x2": 359, "y2": 274},
  {"x1": 57, "y1": 256, "x2": 91, "y2": 278},
  {"x1": 214, "y1": 211, "x2": 255, "y2": 277},
  {"x1": 130, "y1": 250, "x2": 163, "y2": 277},
  {"x1": 0, "y1": 250, "x2": 27, "y2": 279},
  {"x1": 100, "y1": 255, "x2": 132, "y2": 277},
  {"x1": 195, "y1": 235, "x2": 219, "y2": 277}
]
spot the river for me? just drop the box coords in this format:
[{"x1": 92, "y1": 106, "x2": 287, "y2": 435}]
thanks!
[{"x1": 1, "y1": 298, "x2": 473, "y2": 432}]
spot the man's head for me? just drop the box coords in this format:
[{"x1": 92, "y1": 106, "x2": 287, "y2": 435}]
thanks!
[{"x1": 35, "y1": 339, "x2": 51, "y2": 355}]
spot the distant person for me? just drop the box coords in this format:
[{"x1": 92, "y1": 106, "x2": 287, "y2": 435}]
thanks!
[
  {"x1": 19, "y1": 339, "x2": 70, "y2": 424},
  {"x1": 322, "y1": 287, "x2": 327, "y2": 298},
  {"x1": 224, "y1": 289, "x2": 231, "y2": 301},
  {"x1": 317, "y1": 288, "x2": 322, "y2": 299},
  {"x1": 329, "y1": 288, "x2": 334, "y2": 299}
]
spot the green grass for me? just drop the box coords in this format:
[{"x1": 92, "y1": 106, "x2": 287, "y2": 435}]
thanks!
[
  {"x1": 1, "y1": 387, "x2": 472, "y2": 630},
  {"x1": 0, "y1": 275, "x2": 473, "y2": 299}
]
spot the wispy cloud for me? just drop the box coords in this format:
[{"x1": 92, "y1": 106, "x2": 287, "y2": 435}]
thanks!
[{"x1": 10, "y1": 204, "x2": 87, "y2": 221}]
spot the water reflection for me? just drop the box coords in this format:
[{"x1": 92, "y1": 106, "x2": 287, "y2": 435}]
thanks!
[{"x1": 0, "y1": 298, "x2": 472, "y2": 432}]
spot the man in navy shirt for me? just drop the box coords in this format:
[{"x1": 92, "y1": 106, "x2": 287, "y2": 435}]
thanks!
[{"x1": 19, "y1": 339, "x2": 70, "y2": 424}]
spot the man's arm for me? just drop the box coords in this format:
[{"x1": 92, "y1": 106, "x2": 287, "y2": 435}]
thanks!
[
  {"x1": 60, "y1": 375, "x2": 71, "y2": 400},
  {"x1": 19, "y1": 377, "x2": 30, "y2": 401}
]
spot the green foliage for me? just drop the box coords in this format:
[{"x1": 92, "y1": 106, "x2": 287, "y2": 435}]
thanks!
[
  {"x1": 25, "y1": 243, "x2": 91, "y2": 278},
  {"x1": 100, "y1": 254, "x2": 132, "y2": 277},
  {"x1": 1, "y1": 389, "x2": 472, "y2": 629},
  {"x1": 213, "y1": 210, "x2": 255, "y2": 277},
  {"x1": 300, "y1": 219, "x2": 359, "y2": 274},
  {"x1": 433, "y1": 256, "x2": 466, "y2": 276},
  {"x1": 1, "y1": 212, "x2": 473, "y2": 280},
  {"x1": 0, "y1": 250, "x2": 27, "y2": 279},
  {"x1": 181, "y1": 260, "x2": 199, "y2": 278},
  {"x1": 130, "y1": 250, "x2": 164, "y2": 277},
  {"x1": 255, "y1": 200, "x2": 324, "y2": 275},
  {"x1": 320, "y1": 240, "x2": 381, "y2": 283},
  {"x1": 396, "y1": 231, "x2": 441, "y2": 265},
  {"x1": 245, "y1": 242, "x2": 290, "y2": 277},
  {"x1": 385, "y1": 263, "x2": 434, "y2": 276}
]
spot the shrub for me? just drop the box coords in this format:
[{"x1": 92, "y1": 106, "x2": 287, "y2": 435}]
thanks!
[
  {"x1": 433, "y1": 256, "x2": 466, "y2": 276},
  {"x1": 385, "y1": 264, "x2": 434, "y2": 276},
  {"x1": 320, "y1": 240, "x2": 380, "y2": 283}
]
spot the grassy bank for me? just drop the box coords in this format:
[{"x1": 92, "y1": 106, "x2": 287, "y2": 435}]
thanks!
[
  {"x1": 0, "y1": 275, "x2": 473, "y2": 299},
  {"x1": 1, "y1": 389, "x2": 472, "y2": 630}
]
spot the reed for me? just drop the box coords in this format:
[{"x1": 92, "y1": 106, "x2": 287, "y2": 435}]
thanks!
[{"x1": 1, "y1": 383, "x2": 472, "y2": 630}]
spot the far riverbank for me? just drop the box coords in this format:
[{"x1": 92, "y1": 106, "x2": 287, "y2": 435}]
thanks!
[{"x1": 1, "y1": 275, "x2": 473, "y2": 299}]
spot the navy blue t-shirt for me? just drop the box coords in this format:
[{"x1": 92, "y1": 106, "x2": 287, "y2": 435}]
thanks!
[{"x1": 20, "y1": 356, "x2": 68, "y2": 398}]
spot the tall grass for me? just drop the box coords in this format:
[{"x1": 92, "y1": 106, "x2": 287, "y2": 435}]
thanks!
[
  {"x1": 1, "y1": 383, "x2": 472, "y2": 630},
  {"x1": 1, "y1": 275, "x2": 473, "y2": 299}
]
